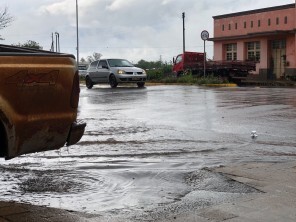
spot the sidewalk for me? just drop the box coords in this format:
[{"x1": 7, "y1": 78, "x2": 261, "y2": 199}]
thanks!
[
  {"x1": 210, "y1": 161, "x2": 296, "y2": 221},
  {"x1": 170, "y1": 161, "x2": 296, "y2": 222},
  {"x1": 1, "y1": 161, "x2": 296, "y2": 222}
]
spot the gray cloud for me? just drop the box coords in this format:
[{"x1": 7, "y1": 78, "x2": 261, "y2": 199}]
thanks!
[{"x1": 2, "y1": 0, "x2": 294, "y2": 62}]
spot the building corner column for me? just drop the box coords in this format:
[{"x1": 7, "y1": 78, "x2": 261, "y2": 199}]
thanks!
[{"x1": 295, "y1": 0, "x2": 296, "y2": 75}]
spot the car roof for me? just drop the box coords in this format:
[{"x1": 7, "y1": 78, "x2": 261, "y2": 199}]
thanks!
[{"x1": 97, "y1": 58, "x2": 129, "y2": 61}]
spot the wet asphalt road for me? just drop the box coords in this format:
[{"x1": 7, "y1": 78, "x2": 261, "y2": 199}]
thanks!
[{"x1": 0, "y1": 85, "x2": 295, "y2": 221}]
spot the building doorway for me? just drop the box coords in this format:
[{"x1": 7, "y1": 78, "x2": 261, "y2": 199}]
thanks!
[{"x1": 271, "y1": 40, "x2": 286, "y2": 79}]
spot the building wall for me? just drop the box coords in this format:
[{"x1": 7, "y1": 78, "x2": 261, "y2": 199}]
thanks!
[
  {"x1": 287, "y1": 35, "x2": 296, "y2": 67},
  {"x1": 214, "y1": 7, "x2": 295, "y2": 38},
  {"x1": 212, "y1": 3, "x2": 296, "y2": 79},
  {"x1": 292, "y1": 1, "x2": 296, "y2": 69},
  {"x1": 214, "y1": 37, "x2": 272, "y2": 75}
]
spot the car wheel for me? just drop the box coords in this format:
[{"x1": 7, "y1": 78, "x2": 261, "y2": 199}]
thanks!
[
  {"x1": 85, "y1": 76, "x2": 93, "y2": 89},
  {"x1": 137, "y1": 82, "x2": 145, "y2": 88},
  {"x1": 109, "y1": 75, "x2": 118, "y2": 88}
]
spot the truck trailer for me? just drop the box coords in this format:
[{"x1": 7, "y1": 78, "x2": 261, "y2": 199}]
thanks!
[{"x1": 172, "y1": 51, "x2": 256, "y2": 81}]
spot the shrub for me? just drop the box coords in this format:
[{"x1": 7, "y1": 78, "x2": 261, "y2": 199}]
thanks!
[
  {"x1": 146, "y1": 69, "x2": 164, "y2": 81},
  {"x1": 158, "y1": 74, "x2": 228, "y2": 85}
]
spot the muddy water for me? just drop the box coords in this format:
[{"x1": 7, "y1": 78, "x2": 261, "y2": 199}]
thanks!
[{"x1": 0, "y1": 85, "x2": 295, "y2": 219}]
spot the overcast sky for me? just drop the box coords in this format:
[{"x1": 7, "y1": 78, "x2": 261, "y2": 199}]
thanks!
[{"x1": 1, "y1": 0, "x2": 294, "y2": 63}]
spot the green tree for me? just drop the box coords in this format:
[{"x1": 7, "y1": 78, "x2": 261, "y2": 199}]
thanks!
[
  {"x1": 87, "y1": 52, "x2": 102, "y2": 63},
  {"x1": 12, "y1": 40, "x2": 43, "y2": 50},
  {"x1": 136, "y1": 59, "x2": 162, "y2": 70},
  {"x1": 0, "y1": 7, "x2": 13, "y2": 40},
  {"x1": 135, "y1": 59, "x2": 173, "y2": 81}
]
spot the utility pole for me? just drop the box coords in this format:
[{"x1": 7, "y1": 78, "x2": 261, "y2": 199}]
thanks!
[
  {"x1": 50, "y1": 33, "x2": 54, "y2": 52},
  {"x1": 182, "y1": 12, "x2": 185, "y2": 54},
  {"x1": 55, "y1": 32, "x2": 60, "y2": 52},
  {"x1": 76, "y1": 0, "x2": 79, "y2": 64}
]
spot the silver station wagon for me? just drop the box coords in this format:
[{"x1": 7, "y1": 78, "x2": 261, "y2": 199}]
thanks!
[{"x1": 85, "y1": 59, "x2": 147, "y2": 88}]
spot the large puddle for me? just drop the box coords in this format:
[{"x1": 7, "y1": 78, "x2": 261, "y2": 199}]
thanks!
[{"x1": 0, "y1": 85, "x2": 295, "y2": 219}]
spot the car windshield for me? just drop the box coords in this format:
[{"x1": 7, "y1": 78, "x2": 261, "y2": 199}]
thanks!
[
  {"x1": 78, "y1": 66, "x2": 87, "y2": 70},
  {"x1": 107, "y1": 59, "x2": 134, "y2": 67}
]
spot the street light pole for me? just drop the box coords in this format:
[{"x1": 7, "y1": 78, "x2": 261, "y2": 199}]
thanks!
[
  {"x1": 182, "y1": 12, "x2": 185, "y2": 54},
  {"x1": 76, "y1": 0, "x2": 79, "y2": 65}
]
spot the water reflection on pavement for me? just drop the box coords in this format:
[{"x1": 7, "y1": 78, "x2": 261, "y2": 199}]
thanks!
[{"x1": 0, "y1": 85, "x2": 295, "y2": 220}]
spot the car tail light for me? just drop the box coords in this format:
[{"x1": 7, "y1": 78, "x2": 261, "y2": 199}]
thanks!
[{"x1": 70, "y1": 71, "x2": 80, "y2": 108}]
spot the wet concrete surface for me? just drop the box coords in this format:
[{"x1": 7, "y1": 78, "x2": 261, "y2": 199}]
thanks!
[{"x1": 0, "y1": 85, "x2": 296, "y2": 221}]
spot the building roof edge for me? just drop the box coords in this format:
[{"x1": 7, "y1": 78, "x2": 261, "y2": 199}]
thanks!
[
  {"x1": 208, "y1": 29, "x2": 296, "y2": 41},
  {"x1": 213, "y1": 4, "x2": 295, "y2": 19}
]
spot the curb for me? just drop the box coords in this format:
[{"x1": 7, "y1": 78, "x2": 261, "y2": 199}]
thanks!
[{"x1": 202, "y1": 83, "x2": 237, "y2": 87}]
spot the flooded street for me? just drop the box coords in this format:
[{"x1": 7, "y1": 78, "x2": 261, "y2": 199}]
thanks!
[{"x1": 0, "y1": 85, "x2": 296, "y2": 221}]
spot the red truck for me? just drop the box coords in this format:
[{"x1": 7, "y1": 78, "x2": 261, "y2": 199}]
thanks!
[{"x1": 172, "y1": 51, "x2": 256, "y2": 80}]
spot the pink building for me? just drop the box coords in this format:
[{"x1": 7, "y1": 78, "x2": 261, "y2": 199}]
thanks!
[{"x1": 210, "y1": 2, "x2": 296, "y2": 80}]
